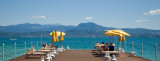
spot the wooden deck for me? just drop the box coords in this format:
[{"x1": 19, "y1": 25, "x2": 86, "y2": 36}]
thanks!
[{"x1": 9, "y1": 50, "x2": 151, "y2": 61}]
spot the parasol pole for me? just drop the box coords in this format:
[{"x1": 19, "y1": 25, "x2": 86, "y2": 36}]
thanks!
[
  {"x1": 52, "y1": 42, "x2": 53, "y2": 47},
  {"x1": 60, "y1": 41, "x2": 61, "y2": 48},
  {"x1": 122, "y1": 41, "x2": 123, "y2": 49},
  {"x1": 110, "y1": 36, "x2": 111, "y2": 43},
  {"x1": 117, "y1": 36, "x2": 118, "y2": 50},
  {"x1": 57, "y1": 42, "x2": 58, "y2": 48},
  {"x1": 112, "y1": 35, "x2": 113, "y2": 43}
]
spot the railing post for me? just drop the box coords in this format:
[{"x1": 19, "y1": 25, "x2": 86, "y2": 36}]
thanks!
[
  {"x1": 119, "y1": 41, "x2": 121, "y2": 49},
  {"x1": 141, "y1": 43, "x2": 143, "y2": 58},
  {"x1": 117, "y1": 40, "x2": 118, "y2": 50},
  {"x1": 41, "y1": 32, "x2": 42, "y2": 45},
  {"x1": 25, "y1": 42, "x2": 26, "y2": 53},
  {"x1": 31, "y1": 41, "x2": 32, "y2": 47},
  {"x1": 2, "y1": 44, "x2": 4, "y2": 61},
  {"x1": 41, "y1": 41, "x2": 42, "y2": 46},
  {"x1": 132, "y1": 41, "x2": 134, "y2": 51},
  {"x1": 15, "y1": 43, "x2": 16, "y2": 59},
  {"x1": 125, "y1": 41, "x2": 126, "y2": 52},
  {"x1": 37, "y1": 41, "x2": 38, "y2": 50},
  {"x1": 122, "y1": 42, "x2": 124, "y2": 50},
  {"x1": 155, "y1": 44, "x2": 157, "y2": 61}
]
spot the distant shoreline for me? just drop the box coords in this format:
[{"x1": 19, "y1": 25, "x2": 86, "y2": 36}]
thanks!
[{"x1": 0, "y1": 36, "x2": 160, "y2": 38}]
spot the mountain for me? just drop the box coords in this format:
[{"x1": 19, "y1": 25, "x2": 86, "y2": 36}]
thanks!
[
  {"x1": 0, "y1": 23, "x2": 75, "y2": 33},
  {"x1": 65, "y1": 22, "x2": 116, "y2": 37},
  {"x1": 65, "y1": 22, "x2": 160, "y2": 37},
  {"x1": 74, "y1": 22, "x2": 116, "y2": 31},
  {"x1": 121, "y1": 28, "x2": 160, "y2": 37},
  {"x1": 0, "y1": 22, "x2": 160, "y2": 37}
]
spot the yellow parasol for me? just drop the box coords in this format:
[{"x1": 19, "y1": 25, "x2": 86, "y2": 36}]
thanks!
[
  {"x1": 50, "y1": 31, "x2": 65, "y2": 36},
  {"x1": 105, "y1": 30, "x2": 130, "y2": 50},
  {"x1": 104, "y1": 30, "x2": 119, "y2": 36},
  {"x1": 104, "y1": 30, "x2": 122, "y2": 43},
  {"x1": 60, "y1": 31, "x2": 64, "y2": 41},
  {"x1": 55, "y1": 30, "x2": 59, "y2": 42},
  {"x1": 118, "y1": 35, "x2": 125, "y2": 41},
  {"x1": 122, "y1": 35, "x2": 125, "y2": 41},
  {"x1": 112, "y1": 30, "x2": 131, "y2": 36},
  {"x1": 119, "y1": 35, "x2": 126, "y2": 49},
  {"x1": 112, "y1": 30, "x2": 128, "y2": 42},
  {"x1": 52, "y1": 29, "x2": 56, "y2": 42},
  {"x1": 119, "y1": 36, "x2": 122, "y2": 41},
  {"x1": 60, "y1": 31, "x2": 64, "y2": 47}
]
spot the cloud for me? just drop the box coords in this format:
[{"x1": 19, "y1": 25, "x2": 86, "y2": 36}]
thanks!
[
  {"x1": 31, "y1": 16, "x2": 46, "y2": 20},
  {"x1": 135, "y1": 20, "x2": 148, "y2": 23},
  {"x1": 144, "y1": 9, "x2": 160, "y2": 16},
  {"x1": 84, "y1": 17, "x2": 93, "y2": 20}
]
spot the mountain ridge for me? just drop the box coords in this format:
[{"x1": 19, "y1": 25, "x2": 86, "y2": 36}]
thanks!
[{"x1": 0, "y1": 22, "x2": 160, "y2": 37}]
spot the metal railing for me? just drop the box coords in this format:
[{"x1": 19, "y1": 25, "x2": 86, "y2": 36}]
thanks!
[
  {"x1": 116, "y1": 41, "x2": 160, "y2": 61},
  {"x1": 0, "y1": 41, "x2": 41, "y2": 61},
  {"x1": 0, "y1": 40, "x2": 159, "y2": 61}
]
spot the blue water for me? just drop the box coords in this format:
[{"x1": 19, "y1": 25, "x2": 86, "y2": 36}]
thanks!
[{"x1": 0, "y1": 37, "x2": 160, "y2": 61}]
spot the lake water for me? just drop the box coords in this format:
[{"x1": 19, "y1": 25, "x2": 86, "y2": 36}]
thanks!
[{"x1": 0, "y1": 37, "x2": 160, "y2": 61}]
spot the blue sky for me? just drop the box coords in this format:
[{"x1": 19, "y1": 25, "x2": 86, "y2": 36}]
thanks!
[{"x1": 0, "y1": 0, "x2": 160, "y2": 30}]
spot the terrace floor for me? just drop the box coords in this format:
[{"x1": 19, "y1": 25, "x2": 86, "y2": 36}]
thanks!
[{"x1": 9, "y1": 50, "x2": 151, "y2": 61}]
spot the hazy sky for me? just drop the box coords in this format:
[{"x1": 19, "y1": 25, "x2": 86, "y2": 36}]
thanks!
[{"x1": 0, "y1": 0, "x2": 160, "y2": 30}]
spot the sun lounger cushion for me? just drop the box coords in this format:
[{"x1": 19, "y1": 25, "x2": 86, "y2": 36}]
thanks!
[
  {"x1": 102, "y1": 51, "x2": 119, "y2": 53},
  {"x1": 102, "y1": 51, "x2": 120, "y2": 57},
  {"x1": 25, "y1": 52, "x2": 46, "y2": 58}
]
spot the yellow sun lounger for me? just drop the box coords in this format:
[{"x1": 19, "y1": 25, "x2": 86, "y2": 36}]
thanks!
[{"x1": 25, "y1": 47, "x2": 46, "y2": 58}]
